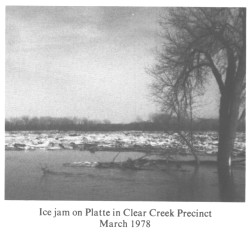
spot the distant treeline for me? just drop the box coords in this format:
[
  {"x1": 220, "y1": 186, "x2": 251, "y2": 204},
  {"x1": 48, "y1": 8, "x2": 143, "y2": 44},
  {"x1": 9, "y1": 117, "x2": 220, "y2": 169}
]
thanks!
[{"x1": 5, "y1": 115, "x2": 245, "y2": 132}]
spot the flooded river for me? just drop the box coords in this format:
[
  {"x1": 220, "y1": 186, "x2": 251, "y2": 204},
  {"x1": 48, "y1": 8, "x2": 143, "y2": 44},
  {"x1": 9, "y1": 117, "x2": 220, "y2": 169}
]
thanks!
[{"x1": 5, "y1": 150, "x2": 245, "y2": 201}]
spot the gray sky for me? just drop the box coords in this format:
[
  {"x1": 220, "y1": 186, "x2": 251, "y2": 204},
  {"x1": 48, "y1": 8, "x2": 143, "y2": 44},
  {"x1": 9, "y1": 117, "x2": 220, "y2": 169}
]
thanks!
[{"x1": 6, "y1": 6, "x2": 219, "y2": 123}]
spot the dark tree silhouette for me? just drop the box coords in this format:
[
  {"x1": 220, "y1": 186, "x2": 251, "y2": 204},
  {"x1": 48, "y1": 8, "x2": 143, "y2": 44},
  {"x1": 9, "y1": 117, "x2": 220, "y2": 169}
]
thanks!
[{"x1": 149, "y1": 8, "x2": 246, "y2": 170}]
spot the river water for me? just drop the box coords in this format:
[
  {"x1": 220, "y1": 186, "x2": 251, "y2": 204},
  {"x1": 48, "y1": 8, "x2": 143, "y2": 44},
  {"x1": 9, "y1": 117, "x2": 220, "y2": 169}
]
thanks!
[{"x1": 5, "y1": 150, "x2": 245, "y2": 201}]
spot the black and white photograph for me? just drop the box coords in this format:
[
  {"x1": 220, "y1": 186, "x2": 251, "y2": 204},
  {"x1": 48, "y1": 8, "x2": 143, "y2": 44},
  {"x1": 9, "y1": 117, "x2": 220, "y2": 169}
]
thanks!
[{"x1": 5, "y1": 5, "x2": 246, "y2": 203}]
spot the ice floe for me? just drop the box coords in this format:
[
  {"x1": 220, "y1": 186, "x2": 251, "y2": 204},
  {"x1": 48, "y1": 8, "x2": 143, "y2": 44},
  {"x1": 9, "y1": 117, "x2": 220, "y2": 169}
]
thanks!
[{"x1": 5, "y1": 131, "x2": 245, "y2": 156}]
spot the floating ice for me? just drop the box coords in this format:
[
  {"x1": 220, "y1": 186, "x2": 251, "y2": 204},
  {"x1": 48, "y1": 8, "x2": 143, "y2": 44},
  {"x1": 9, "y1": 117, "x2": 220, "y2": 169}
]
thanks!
[{"x1": 5, "y1": 131, "x2": 245, "y2": 156}]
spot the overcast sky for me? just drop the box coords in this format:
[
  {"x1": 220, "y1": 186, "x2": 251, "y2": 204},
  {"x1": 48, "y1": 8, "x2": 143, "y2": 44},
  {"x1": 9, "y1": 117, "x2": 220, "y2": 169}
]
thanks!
[{"x1": 6, "y1": 6, "x2": 219, "y2": 123}]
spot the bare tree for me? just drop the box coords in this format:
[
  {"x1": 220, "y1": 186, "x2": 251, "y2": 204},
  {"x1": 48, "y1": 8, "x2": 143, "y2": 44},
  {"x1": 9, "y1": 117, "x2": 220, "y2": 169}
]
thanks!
[{"x1": 149, "y1": 8, "x2": 246, "y2": 170}]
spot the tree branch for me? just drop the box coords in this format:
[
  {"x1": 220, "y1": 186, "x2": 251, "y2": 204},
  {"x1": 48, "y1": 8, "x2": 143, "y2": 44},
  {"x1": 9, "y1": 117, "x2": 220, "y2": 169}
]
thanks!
[{"x1": 204, "y1": 53, "x2": 225, "y2": 94}]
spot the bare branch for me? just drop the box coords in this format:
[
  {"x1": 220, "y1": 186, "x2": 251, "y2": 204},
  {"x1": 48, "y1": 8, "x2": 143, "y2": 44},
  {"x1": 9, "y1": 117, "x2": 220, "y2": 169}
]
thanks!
[{"x1": 204, "y1": 52, "x2": 225, "y2": 94}]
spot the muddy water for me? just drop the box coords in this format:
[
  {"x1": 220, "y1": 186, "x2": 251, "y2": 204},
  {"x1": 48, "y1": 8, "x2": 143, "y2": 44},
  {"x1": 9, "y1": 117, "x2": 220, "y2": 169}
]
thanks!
[{"x1": 5, "y1": 151, "x2": 245, "y2": 201}]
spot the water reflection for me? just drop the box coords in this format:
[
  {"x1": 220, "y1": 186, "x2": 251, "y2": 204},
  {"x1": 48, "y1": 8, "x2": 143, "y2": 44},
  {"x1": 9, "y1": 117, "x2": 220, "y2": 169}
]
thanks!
[
  {"x1": 5, "y1": 151, "x2": 245, "y2": 201},
  {"x1": 183, "y1": 165, "x2": 200, "y2": 201},
  {"x1": 169, "y1": 164, "x2": 203, "y2": 201},
  {"x1": 217, "y1": 165, "x2": 236, "y2": 202}
]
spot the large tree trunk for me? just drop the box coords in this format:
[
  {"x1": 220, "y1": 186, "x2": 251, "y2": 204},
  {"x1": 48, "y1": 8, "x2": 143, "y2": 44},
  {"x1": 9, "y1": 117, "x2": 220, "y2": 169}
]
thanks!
[
  {"x1": 217, "y1": 48, "x2": 243, "y2": 168},
  {"x1": 217, "y1": 73, "x2": 243, "y2": 201},
  {"x1": 217, "y1": 93, "x2": 239, "y2": 168}
]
